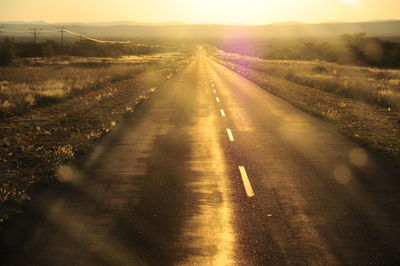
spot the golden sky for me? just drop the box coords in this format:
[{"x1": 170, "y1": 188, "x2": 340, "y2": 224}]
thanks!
[{"x1": 1, "y1": 0, "x2": 399, "y2": 25}]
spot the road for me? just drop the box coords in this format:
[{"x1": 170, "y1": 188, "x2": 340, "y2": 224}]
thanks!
[{"x1": 1, "y1": 47, "x2": 400, "y2": 265}]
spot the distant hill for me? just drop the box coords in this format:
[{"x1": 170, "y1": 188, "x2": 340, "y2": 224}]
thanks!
[
  {"x1": 54, "y1": 21, "x2": 187, "y2": 26},
  {"x1": 1, "y1": 20, "x2": 400, "y2": 41}
]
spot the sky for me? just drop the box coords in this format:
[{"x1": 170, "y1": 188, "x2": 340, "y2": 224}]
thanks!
[{"x1": 0, "y1": 0, "x2": 399, "y2": 25}]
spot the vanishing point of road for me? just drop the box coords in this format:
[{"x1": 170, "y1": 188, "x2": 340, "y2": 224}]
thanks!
[{"x1": 1, "y1": 47, "x2": 400, "y2": 265}]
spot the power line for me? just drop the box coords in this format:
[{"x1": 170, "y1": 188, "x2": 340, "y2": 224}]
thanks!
[
  {"x1": 63, "y1": 28, "x2": 131, "y2": 44},
  {"x1": 1, "y1": 26, "x2": 133, "y2": 45}
]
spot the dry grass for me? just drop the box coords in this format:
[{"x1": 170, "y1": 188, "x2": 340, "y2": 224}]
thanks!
[
  {"x1": 0, "y1": 52, "x2": 190, "y2": 119},
  {"x1": 0, "y1": 63, "x2": 153, "y2": 119},
  {"x1": 217, "y1": 51, "x2": 400, "y2": 110}
]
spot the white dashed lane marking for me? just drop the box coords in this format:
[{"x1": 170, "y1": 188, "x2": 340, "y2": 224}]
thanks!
[
  {"x1": 209, "y1": 74, "x2": 254, "y2": 199},
  {"x1": 226, "y1": 128, "x2": 234, "y2": 141},
  {"x1": 238, "y1": 166, "x2": 255, "y2": 198}
]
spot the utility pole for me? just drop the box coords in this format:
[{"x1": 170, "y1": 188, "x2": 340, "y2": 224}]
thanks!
[
  {"x1": 29, "y1": 28, "x2": 41, "y2": 44},
  {"x1": 79, "y1": 33, "x2": 86, "y2": 43},
  {"x1": 29, "y1": 28, "x2": 41, "y2": 63},
  {"x1": 58, "y1": 26, "x2": 66, "y2": 48}
]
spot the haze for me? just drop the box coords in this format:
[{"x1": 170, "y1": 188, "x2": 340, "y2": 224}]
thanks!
[{"x1": 1, "y1": 0, "x2": 400, "y2": 25}]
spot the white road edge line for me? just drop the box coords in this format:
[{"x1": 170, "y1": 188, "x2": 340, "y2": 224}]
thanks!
[
  {"x1": 220, "y1": 109, "x2": 226, "y2": 117},
  {"x1": 226, "y1": 128, "x2": 234, "y2": 141},
  {"x1": 216, "y1": 97, "x2": 220, "y2": 103},
  {"x1": 238, "y1": 166, "x2": 255, "y2": 198}
]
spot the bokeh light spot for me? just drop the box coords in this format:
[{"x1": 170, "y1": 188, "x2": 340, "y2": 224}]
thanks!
[
  {"x1": 333, "y1": 165, "x2": 352, "y2": 184},
  {"x1": 57, "y1": 165, "x2": 79, "y2": 183},
  {"x1": 349, "y1": 148, "x2": 368, "y2": 167}
]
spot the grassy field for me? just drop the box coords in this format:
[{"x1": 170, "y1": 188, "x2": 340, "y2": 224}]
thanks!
[
  {"x1": 210, "y1": 48, "x2": 400, "y2": 167},
  {"x1": 0, "y1": 52, "x2": 191, "y2": 223},
  {"x1": 0, "y1": 53, "x2": 186, "y2": 119}
]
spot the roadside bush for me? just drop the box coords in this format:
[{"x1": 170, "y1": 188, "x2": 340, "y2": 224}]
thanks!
[
  {"x1": 13, "y1": 40, "x2": 167, "y2": 58},
  {"x1": 217, "y1": 34, "x2": 400, "y2": 68},
  {"x1": 341, "y1": 33, "x2": 400, "y2": 68},
  {"x1": 312, "y1": 65, "x2": 328, "y2": 73},
  {"x1": 285, "y1": 69, "x2": 296, "y2": 81},
  {"x1": 0, "y1": 39, "x2": 15, "y2": 66}
]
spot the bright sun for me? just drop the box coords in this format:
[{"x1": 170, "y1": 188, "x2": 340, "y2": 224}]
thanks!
[{"x1": 339, "y1": 0, "x2": 361, "y2": 6}]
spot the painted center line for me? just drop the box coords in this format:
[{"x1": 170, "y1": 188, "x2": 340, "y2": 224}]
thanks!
[
  {"x1": 220, "y1": 109, "x2": 226, "y2": 117},
  {"x1": 216, "y1": 97, "x2": 220, "y2": 103},
  {"x1": 226, "y1": 128, "x2": 234, "y2": 141},
  {"x1": 238, "y1": 166, "x2": 255, "y2": 198},
  {"x1": 213, "y1": 89, "x2": 217, "y2": 94}
]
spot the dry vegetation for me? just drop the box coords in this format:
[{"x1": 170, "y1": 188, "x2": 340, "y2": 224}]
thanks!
[
  {"x1": 0, "y1": 64, "x2": 144, "y2": 118},
  {"x1": 211, "y1": 49, "x2": 400, "y2": 167},
  {"x1": 0, "y1": 53, "x2": 185, "y2": 119},
  {"x1": 0, "y1": 53, "x2": 191, "y2": 223}
]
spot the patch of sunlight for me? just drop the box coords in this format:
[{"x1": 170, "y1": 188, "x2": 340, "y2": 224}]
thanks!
[
  {"x1": 42, "y1": 79, "x2": 65, "y2": 90},
  {"x1": 40, "y1": 79, "x2": 66, "y2": 97},
  {"x1": 378, "y1": 89, "x2": 394, "y2": 96},
  {"x1": 183, "y1": 115, "x2": 236, "y2": 265}
]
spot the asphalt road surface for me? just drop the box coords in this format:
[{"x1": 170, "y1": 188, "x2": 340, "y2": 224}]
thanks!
[{"x1": 1, "y1": 47, "x2": 400, "y2": 265}]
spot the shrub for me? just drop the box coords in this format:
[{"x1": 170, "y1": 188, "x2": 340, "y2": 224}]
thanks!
[
  {"x1": 0, "y1": 39, "x2": 15, "y2": 66},
  {"x1": 312, "y1": 65, "x2": 328, "y2": 73}
]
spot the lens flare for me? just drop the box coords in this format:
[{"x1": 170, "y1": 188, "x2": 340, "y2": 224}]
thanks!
[
  {"x1": 349, "y1": 148, "x2": 368, "y2": 167},
  {"x1": 333, "y1": 165, "x2": 352, "y2": 184}
]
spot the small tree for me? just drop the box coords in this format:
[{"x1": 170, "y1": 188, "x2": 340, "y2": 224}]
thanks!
[
  {"x1": 0, "y1": 38, "x2": 15, "y2": 66},
  {"x1": 42, "y1": 42, "x2": 55, "y2": 58}
]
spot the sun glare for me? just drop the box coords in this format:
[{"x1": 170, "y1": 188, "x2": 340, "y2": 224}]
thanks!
[
  {"x1": 339, "y1": 0, "x2": 360, "y2": 6},
  {"x1": 1, "y1": 0, "x2": 400, "y2": 25}
]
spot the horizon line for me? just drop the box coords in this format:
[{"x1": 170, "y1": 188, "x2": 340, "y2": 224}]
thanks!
[{"x1": 1, "y1": 18, "x2": 399, "y2": 27}]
